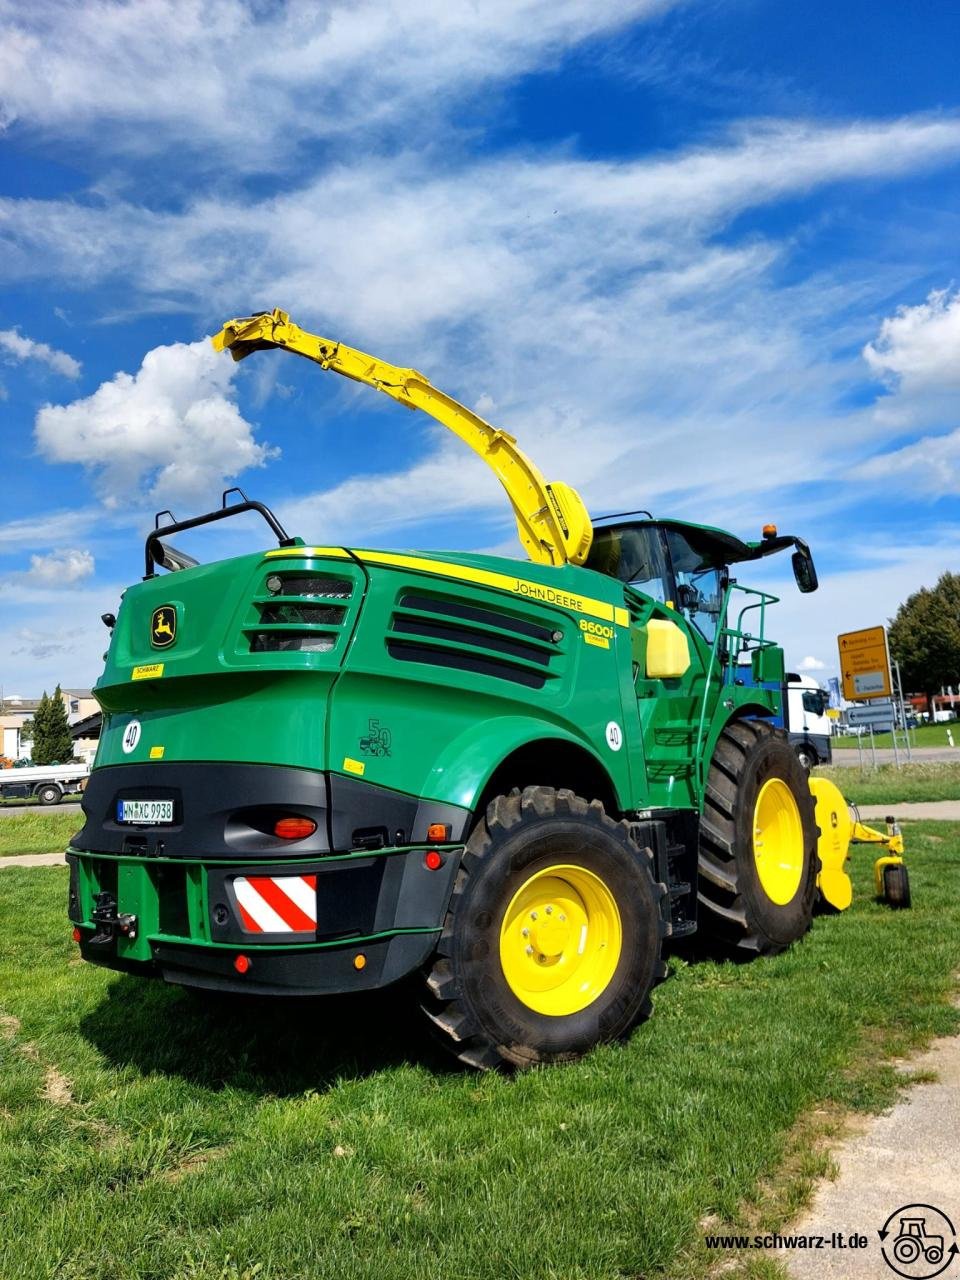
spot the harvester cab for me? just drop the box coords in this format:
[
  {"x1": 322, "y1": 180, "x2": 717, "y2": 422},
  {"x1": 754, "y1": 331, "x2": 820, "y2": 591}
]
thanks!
[{"x1": 66, "y1": 310, "x2": 908, "y2": 1070}]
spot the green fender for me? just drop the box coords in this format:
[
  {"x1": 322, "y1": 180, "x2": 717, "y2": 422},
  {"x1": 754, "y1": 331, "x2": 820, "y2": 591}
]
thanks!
[{"x1": 422, "y1": 714, "x2": 624, "y2": 816}]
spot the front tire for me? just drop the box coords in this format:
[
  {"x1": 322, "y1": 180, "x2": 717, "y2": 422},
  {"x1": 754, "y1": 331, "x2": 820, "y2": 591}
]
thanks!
[
  {"x1": 36, "y1": 784, "x2": 62, "y2": 806},
  {"x1": 699, "y1": 720, "x2": 818, "y2": 954},
  {"x1": 421, "y1": 786, "x2": 667, "y2": 1069}
]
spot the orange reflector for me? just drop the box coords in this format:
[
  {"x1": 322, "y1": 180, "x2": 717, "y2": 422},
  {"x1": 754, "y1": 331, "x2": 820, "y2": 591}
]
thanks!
[
  {"x1": 426, "y1": 823, "x2": 449, "y2": 843},
  {"x1": 274, "y1": 816, "x2": 317, "y2": 840},
  {"x1": 424, "y1": 850, "x2": 443, "y2": 871},
  {"x1": 353, "y1": 954, "x2": 367, "y2": 971},
  {"x1": 762, "y1": 523, "x2": 777, "y2": 539},
  {"x1": 72, "y1": 927, "x2": 81, "y2": 943},
  {"x1": 234, "y1": 954, "x2": 251, "y2": 974}
]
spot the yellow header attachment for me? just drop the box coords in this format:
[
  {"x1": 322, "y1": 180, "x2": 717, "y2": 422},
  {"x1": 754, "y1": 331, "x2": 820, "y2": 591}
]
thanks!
[{"x1": 212, "y1": 309, "x2": 593, "y2": 567}]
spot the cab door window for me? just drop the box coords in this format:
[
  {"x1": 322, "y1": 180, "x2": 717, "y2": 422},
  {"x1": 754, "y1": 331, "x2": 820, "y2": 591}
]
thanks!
[{"x1": 664, "y1": 530, "x2": 724, "y2": 645}]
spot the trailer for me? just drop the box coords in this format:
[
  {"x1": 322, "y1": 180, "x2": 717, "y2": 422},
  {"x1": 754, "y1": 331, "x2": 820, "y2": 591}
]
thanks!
[{"x1": 0, "y1": 762, "x2": 89, "y2": 805}]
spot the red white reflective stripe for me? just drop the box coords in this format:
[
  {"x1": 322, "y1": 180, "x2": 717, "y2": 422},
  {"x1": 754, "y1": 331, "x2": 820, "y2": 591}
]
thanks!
[{"x1": 234, "y1": 875, "x2": 317, "y2": 934}]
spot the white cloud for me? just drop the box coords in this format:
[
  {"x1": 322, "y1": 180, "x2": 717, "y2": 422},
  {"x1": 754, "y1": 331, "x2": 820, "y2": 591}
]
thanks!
[
  {"x1": 855, "y1": 426, "x2": 960, "y2": 495},
  {"x1": 0, "y1": 326, "x2": 80, "y2": 377},
  {"x1": 0, "y1": 508, "x2": 101, "y2": 551},
  {"x1": 853, "y1": 288, "x2": 960, "y2": 493},
  {"x1": 25, "y1": 547, "x2": 95, "y2": 585},
  {"x1": 0, "y1": 0, "x2": 679, "y2": 163},
  {"x1": 34, "y1": 339, "x2": 277, "y2": 507},
  {"x1": 796, "y1": 655, "x2": 826, "y2": 671},
  {"x1": 863, "y1": 288, "x2": 960, "y2": 395}
]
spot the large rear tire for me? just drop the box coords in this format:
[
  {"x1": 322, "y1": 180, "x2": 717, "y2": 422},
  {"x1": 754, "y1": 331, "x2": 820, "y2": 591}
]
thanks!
[
  {"x1": 421, "y1": 786, "x2": 667, "y2": 1069},
  {"x1": 699, "y1": 720, "x2": 818, "y2": 954}
]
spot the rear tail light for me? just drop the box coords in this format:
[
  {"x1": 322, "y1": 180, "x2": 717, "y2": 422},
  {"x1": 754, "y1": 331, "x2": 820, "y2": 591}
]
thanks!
[
  {"x1": 72, "y1": 927, "x2": 82, "y2": 942},
  {"x1": 426, "y1": 823, "x2": 450, "y2": 842},
  {"x1": 234, "y1": 954, "x2": 251, "y2": 974},
  {"x1": 424, "y1": 850, "x2": 443, "y2": 871},
  {"x1": 274, "y1": 816, "x2": 317, "y2": 840}
]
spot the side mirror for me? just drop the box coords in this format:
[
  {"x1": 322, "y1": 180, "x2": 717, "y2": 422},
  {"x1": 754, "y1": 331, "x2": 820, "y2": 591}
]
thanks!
[{"x1": 792, "y1": 549, "x2": 818, "y2": 593}]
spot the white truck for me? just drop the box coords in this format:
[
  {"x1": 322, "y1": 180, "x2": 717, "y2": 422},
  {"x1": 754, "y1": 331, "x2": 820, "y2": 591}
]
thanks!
[
  {"x1": 785, "y1": 673, "x2": 833, "y2": 769},
  {"x1": 0, "y1": 762, "x2": 90, "y2": 806}
]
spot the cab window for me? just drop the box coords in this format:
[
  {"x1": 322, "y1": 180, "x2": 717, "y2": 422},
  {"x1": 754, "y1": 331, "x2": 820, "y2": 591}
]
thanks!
[
  {"x1": 664, "y1": 530, "x2": 724, "y2": 645},
  {"x1": 585, "y1": 525, "x2": 669, "y2": 604}
]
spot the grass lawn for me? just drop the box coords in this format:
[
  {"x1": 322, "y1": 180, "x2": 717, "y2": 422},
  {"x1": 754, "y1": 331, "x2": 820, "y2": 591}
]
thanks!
[
  {"x1": 814, "y1": 761, "x2": 960, "y2": 805},
  {"x1": 0, "y1": 810, "x2": 83, "y2": 857},
  {"x1": 1, "y1": 824, "x2": 958, "y2": 1280},
  {"x1": 832, "y1": 722, "x2": 957, "y2": 749}
]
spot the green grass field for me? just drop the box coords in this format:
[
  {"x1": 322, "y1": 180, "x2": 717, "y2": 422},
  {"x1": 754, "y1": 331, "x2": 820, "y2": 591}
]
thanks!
[
  {"x1": 1, "y1": 824, "x2": 958, "y2": 1280},
  {"x1": 0, "y1": 810, "x2": 83, "y2": 857},
  {"x1": 832, "y1": 722, "x2": 956, "y2": 749},
  {"x1": 814, "y1": 761, "x2": 960, "y2": 804}
]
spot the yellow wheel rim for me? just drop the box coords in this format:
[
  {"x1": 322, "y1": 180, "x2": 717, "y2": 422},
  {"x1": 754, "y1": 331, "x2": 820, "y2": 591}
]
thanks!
[
  {"x1": 753, "y1": 778, "x2": 805, "y2": 906},
  {"x1": 498, "y1": 864, "x2": 622, "y2": 1016}
]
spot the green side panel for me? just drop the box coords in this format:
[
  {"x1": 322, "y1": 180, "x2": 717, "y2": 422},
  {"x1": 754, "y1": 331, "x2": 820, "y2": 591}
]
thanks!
[
  {"x1": 320, "y1": 557, "x2": 634, "y2": 810},
  {"x1": 89, "y1": 540, "x2": 782, "y2": 824},
  {"x1": 95, "y1": 551, "x2": 366, "y2": 771}
]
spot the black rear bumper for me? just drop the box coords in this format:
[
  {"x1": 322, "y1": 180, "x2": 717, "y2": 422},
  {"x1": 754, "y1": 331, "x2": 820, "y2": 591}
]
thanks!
[
  {"x1": 72, "y1": 762, "x2": 469, "y2": 859},
  {"x1": 78, "y1": 931, "x2": 439, "y2": 996}
]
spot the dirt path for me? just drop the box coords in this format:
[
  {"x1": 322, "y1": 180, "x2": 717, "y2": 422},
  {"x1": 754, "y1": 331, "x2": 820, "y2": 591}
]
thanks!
[
  {"x1": 782, "y1": 1029, "x2": 960, "y2": 1278},
  {"x1": 856, "y1": 800, "x2": 960, "y2": 821},
  {"x1": 0, "y1": 852, "x2": 67, "y2": 868}
]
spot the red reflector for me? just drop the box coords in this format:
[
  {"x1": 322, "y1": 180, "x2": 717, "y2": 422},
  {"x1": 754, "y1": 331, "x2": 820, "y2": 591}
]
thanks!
[
  {"x1": 72, "y1": 927, "x2": 82, "y2": 943},
  {"x1": 426, "y1": 823, "x2": 449, "y2": 843},
  {"x1": 424, "y1": 850, "x2": 443, "y2": 871},
  {"x1": 234, "y1": 954, "x2": 251, "y2": 974},
  {"x1": 274, "y1": 816, "x2": 317, "y2": 840}
]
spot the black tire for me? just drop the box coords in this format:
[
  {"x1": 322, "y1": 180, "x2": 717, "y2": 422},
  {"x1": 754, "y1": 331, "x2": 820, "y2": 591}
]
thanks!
[
  {"x1": 699, "y1": 720, "x2": 818, "y2": 955},
  {"x1": 36, "y1": 784, "x2": 62, "y2": 806},
  {"x1": 421, "y1": 786, "x2": 668, "y2": 1070},
  {"x1": 883, "y1": 863, "x2": 911, "y2": 909},
  {"x1": 795, "y1": 744, "x2": 816, "y2": 771}
]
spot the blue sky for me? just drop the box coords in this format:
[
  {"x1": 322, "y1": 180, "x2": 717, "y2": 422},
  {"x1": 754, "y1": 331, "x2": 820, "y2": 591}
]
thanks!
[{"x1": 1, "y1": 0, "x2": 959, "y2": 695}]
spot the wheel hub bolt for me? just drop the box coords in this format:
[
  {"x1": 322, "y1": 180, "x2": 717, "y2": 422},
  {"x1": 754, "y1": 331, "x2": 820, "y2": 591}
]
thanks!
[
  {"x1": 521, "y1": 927, "x2": 529, "y2": 938},
  {"x1": 530, "y1": 911, "x2": 538, "y2": 920},
  {"x1": 525, "y1": 945, "x2": 534, "y2": 956},
  {"x1": 546, "y1": 906, "x2": 553, "y2": 915}
]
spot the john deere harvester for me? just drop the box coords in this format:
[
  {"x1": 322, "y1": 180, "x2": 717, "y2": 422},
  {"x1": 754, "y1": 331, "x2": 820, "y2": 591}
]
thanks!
[{"x1": 68, "y1": 310, "x2": 906, "y2": 1068}]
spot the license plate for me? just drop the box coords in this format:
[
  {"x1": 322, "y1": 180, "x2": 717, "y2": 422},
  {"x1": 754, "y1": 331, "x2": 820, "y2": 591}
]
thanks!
[{"x1": 116, "y1": 799, "x2": 174, "y2": 825}]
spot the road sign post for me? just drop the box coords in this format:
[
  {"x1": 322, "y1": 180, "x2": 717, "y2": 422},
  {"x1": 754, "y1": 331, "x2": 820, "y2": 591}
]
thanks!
[{"x1": 838, "y1": 626, "x2": 893, "y2": 702}]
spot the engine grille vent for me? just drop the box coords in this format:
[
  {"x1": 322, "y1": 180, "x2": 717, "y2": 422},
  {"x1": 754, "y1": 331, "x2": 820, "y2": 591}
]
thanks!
[
  {"x1": 242, "y1": 571, "x2": 355, "y2": 656},
  {"x1": 387, "y1": 591, "x2": 562, "y2": 689}
]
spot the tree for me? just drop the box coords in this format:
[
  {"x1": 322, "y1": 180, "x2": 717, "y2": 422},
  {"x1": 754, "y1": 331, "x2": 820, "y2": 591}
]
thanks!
[
  {"x1": 889, "y1": 572, "x2": 960, "y2": 718},
  {"x1": 30, "y1": 686, "x2": 75, "y2": 765}
]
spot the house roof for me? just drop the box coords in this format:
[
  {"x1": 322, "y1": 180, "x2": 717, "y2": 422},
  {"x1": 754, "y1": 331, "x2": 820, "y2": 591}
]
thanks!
[
  {"x1": 70, "y1": 711, "x2": 102, "y2": 739},
  {"x1": 0, "y1": 698, "x2": 41, "y2": 714}
]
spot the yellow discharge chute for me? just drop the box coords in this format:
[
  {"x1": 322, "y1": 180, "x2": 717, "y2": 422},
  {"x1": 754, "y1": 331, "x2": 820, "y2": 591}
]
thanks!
[{"x1": 212, "y1": 309, "x2": 593, "y2": 568}]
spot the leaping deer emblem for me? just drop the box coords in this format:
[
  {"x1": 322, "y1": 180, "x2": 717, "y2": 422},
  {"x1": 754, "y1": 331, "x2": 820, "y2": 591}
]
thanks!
[{"x1": 152, "y1": 608, "x2": 176, "y2": 646}]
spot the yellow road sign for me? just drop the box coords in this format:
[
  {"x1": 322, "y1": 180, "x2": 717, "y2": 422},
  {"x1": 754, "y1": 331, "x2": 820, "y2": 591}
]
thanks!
[{"x1": 837, "y1": 626, "x2": 891, "y2": 701}]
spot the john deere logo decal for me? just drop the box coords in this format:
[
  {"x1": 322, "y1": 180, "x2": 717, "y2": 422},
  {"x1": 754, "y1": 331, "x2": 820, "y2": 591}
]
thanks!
[{"x1": 151, "y1": 606, "x2": 177, "y2": 648}]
